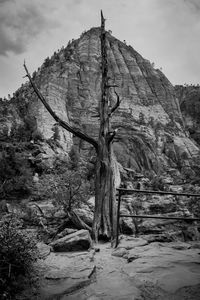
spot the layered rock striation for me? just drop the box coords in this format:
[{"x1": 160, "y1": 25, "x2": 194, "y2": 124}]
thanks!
[{"x1": 0, "y1": 28, "x2": 199, "y2": 176}]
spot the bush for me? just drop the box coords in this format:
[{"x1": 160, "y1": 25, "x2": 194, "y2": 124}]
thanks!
[
  {"x1": 52, "y1": 169, "x2": 91, "y2": 212},
  {"x1": 0, "y1": 145, "x2": 33, "y2": 199},
  {"x1": 150, "y1": 176, "x2": 165, "y2": 191},
  {"x1": 0, "y1": 214, "x2": 38, "y2": 299}
]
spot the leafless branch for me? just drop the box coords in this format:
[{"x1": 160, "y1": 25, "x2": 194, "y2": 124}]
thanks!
[
  {"x1": 23, "y1": 61, "x2": 98, "y2": 150},
  {"x1": 109, "y1": 88, "x2": 121, "y2": 116},
  {"x1": 70, "y1": 179, "x2": 82, "y2": 202}
]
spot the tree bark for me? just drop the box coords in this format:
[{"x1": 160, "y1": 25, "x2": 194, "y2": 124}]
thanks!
[
  {"x1": 92, "y1": 11, "x2": 117, "y2": 242},
  {"x1": 93, "y1": 147, "x2": 116, "y2": 241}
]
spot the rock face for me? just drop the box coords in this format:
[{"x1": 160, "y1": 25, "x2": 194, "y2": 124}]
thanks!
[
  {"x1": 120, "y1": 239, "x2": 200, "y2": 297},
  {"x1": 175, "y1": 84, "x2": 200, "y2": 146},
  {"x1": 118, "y1": 190, "x2": 200, "y2": 240},
  {"x1": 0, "y1": 28, "x2": 199, "y2": 175}
]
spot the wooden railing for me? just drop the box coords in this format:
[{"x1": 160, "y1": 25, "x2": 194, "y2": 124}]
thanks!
[{"x1": 115, "y1": 188, "x2": 200, "y2": 247}]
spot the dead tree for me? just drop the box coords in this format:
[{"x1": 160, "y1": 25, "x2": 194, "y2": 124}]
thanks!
[{"x1": 24, "y1": 11, "x2": 120, "y2": 242}]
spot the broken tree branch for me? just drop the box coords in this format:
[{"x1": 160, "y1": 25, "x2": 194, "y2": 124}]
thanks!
[
  {"x1": 107, "y1": 128, "x2": 119, "y2": 144},
  {"x1": 23, "y1": 61, "x2": 98, "y2": 150},
  {"x1": 109, "y1": 88, "x2": 121, "y2": 116}
]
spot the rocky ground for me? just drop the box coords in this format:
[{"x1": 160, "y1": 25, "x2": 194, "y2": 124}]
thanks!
[
  {"x1": 4, "y1": 186, "x2": 199, "y2": 300},
  {"x1": 30, "y1": 235, "x2": 200, "y2": 300}
]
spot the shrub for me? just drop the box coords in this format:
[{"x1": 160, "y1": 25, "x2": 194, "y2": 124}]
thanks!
[
  {"x1": 0, "y1": 214, "x2": 38, "y2": 299},
  {"x1": 150, "y1": 176, "x2": 165, "y2": 191},
  {"x1": 52, "y1": 169, "x2": 91, "y2": 212},
  {"x1": 0, "y1": 145, "x2": 33, "y2": 199}
]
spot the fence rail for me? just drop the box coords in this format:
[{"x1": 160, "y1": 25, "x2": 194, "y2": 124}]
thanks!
[
  {"x1": 115, "y1": 188, "x2": 200, "y2": 248},
  {"x1": 117, "y1": 188, "x2": 200, "y2": 197}
]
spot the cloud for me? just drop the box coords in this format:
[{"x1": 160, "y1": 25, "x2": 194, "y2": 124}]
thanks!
[
  {"x1": 0, "y1": 0, "x2": 14, "y2": 3},
  {"x1": 184, "y1": 0, "x2": 200, "y2": 12},
  {"x1": 0, "y1": 0, "x2": 58, "y2": 56},
  {"x1": 0, "y1": 0, "x2": 200, "y2": 98}
]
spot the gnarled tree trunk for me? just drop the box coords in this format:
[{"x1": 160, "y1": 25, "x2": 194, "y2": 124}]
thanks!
[
  {"x1": 93, "y1": 143, "x2": 116, "y2": 241},
  {"x1": 92, "y1": 12, "x2": 117, "y2": 241},
  {"x1": 23, "y1": 11, "x2": 120, "y2": 243}
]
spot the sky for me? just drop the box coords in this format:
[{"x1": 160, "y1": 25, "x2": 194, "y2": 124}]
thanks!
[{"x1": 0, "y1": 0, "x2": 200, "y2": 98}]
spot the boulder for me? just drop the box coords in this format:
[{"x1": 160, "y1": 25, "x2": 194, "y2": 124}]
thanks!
[
  {"x1": 37, "y1": 242, "x2": 52, "y2": 258},
  {"x1": 50, "y1": 229, "x2": 92, "y2": 252},
  {"x1": 87, "y1": 197, "x2": 95, "y2": 211},
  {"x1": 57, "y1": 228, "x2": 77, "y2": 239}
]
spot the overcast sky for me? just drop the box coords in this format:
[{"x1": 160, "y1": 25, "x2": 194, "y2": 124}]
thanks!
[{"x1": 0, "y1": 0, "x2": 200, "y2": 98}]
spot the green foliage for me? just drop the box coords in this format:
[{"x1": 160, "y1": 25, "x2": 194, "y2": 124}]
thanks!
[
  {"x1": 43, "y1": 56, "x2": 50, "y2": 68},
  {"x1": 149, "y1": 176, "x2": 165, "y2": 191},
  {"x1": 32, "y1": 71, "x2": 37, "y2": 80},
  {"x1": 31, "y1": 129, "x2": 44, "y2": 141},
  {"x1": 0, "y1": 214, "x2": 38, "y2": 299},
  {"x1": 10, "y1": 116, "x2": 37, "y2": 142},
  {"x1": 187, "y1": 195, "x2": 200, "y2": 218},
  {"x1": 52, "y1": 125, "x2": 60, "y2": 141},
  {"x1": 138, "y1": 112, "x2": 145, "y2": 124},
  {"x1": 64, "y1": 47, "x2": 73, "y2": 61},
  {"x1": 68, "y1": 145, "x2": 80, "y2": 169},
  {"x1": 181, "y1": 184, "x2": 200, "y2": 218},
  {"x1": 52, "y1": 169, "x2": 91, "y2": 212},
  {"x1": 32, "y1": 149, "x2": 95, "y2": 211},
  {"x1": 0, "y1": 145, "x2": 33, "y2": 199}
]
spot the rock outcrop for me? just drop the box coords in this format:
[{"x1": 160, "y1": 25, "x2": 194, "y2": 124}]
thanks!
[
  {"x1": 175, "y1": 84, "x2": 200, "y2": 146},
  {"x1": 39, "y1": 239, "x2": 200, "y2": 300},
  {"x1": 50, "y1": 229, "x2": 92, "y2": 252},
  {"x1": 0, "y1": 28, "x2": 199, "y2": 176}
]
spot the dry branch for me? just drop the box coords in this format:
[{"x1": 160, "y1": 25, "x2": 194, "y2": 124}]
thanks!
[
  {"x1": 109, "y1": 89, "x2": 121, "y2": 116},
  {"x1": 23, "y1": 62, "x2": 98, "y2": 150}
]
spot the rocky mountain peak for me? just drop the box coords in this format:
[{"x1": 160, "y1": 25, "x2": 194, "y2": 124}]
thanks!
[{"x1": 0, "y1": 27, "x2": 199, "y2": 179}]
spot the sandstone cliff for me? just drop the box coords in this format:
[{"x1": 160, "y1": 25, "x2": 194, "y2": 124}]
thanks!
[
  {"x1": 1, "y1": 28, "x2": 199, "y2": 179},
  {"x1": 175, "y1": 85, "x2": 200, "y2": 146}
]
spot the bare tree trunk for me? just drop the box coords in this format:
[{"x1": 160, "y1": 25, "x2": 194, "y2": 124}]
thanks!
[
  {"x1": 93, "y1": 147, "x2": 116, "y2": 241},
  {"x1": 23, "y1": 11, "x2": 120, "y2": 244},
  {"x1": 92, "y1": 11, "x2": 117, "y2": 242}
]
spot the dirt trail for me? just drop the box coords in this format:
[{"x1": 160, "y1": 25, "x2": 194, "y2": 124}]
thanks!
[
  {"x1": 63, "y1": 243, "x2": 141, "y2": 300},
  {"x1": 39, "y1": 238, "x2": 200, "y2": 300}
]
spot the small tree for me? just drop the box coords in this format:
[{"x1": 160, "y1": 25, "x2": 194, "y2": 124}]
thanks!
[
  {"x1": 0, "y1": 214, "x2": 38, "y2": 298},
  {"x1": 24, "y1": 11, "x2": 121, "y2": 242},
  {"x1": 0, "y1": 146, "x2": 33, "y2": 199}
]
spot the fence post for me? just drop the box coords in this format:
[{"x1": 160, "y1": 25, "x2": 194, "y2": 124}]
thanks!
[{"x1": 115, "y1": 189, "x2": 121, "y2": 248}]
